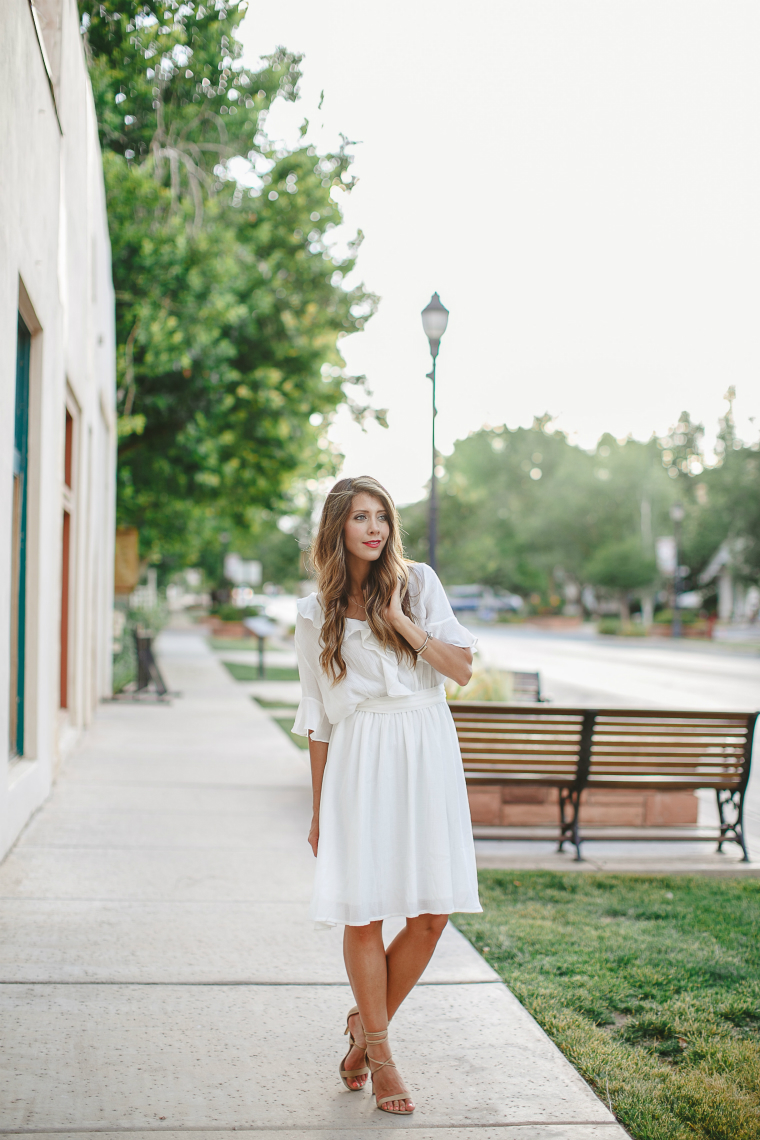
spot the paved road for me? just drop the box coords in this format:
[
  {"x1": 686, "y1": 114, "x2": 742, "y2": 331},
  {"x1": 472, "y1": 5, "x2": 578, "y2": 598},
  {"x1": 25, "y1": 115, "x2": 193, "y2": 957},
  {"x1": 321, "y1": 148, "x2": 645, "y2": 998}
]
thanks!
[
  {"x1": 471, "y1": 625, "x2": 760, "y2": 711},
  {"x1": 0, "y1": 629, "x2": 625, "y2": 1138}
]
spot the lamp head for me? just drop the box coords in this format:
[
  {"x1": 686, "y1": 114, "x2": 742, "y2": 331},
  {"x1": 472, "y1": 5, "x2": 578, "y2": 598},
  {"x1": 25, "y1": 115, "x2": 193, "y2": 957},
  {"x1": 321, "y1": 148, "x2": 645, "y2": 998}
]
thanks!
[{"x1": 421, "y1": 292, "x2": 449, "y2": 359}]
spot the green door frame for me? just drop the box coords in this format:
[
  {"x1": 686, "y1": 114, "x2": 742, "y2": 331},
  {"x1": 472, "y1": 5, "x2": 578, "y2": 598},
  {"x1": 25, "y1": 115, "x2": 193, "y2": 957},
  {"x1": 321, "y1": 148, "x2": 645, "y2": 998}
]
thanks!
[{"x1": 13, "y1": 316, "x2": 31, "y2": 756}]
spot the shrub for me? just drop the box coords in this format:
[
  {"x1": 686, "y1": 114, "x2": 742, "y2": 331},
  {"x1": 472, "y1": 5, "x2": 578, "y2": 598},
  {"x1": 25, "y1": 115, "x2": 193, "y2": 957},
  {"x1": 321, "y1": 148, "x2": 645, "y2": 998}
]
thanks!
[
  {"x1": 447, "y1": 667, "x2": 515, "y2": 702},
  {"x1": 212, "y1": 604, "x2": 263, "y2": 622}
]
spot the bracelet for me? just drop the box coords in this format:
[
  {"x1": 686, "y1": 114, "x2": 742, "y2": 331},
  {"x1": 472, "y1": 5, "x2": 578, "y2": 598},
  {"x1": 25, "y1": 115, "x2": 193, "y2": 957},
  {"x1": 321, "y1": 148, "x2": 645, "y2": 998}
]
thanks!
[{"x1": 415, "y1": 631, "x2": 431, "y2": 655}]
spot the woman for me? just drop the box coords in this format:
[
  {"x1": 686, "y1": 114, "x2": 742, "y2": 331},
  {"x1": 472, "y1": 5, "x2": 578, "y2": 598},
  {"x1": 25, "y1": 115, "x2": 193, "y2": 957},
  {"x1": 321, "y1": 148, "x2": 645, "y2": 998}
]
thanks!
[{"x1": 293, "y1": 475, "x2": 481, "y2": 1115}]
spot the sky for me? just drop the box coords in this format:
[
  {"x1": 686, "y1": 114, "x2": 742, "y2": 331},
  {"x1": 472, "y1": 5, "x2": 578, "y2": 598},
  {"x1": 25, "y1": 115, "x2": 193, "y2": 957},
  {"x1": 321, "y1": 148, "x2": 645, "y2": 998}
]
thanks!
[{"x1": 239, "y1": 1, "x2": 760, "y2": 506}]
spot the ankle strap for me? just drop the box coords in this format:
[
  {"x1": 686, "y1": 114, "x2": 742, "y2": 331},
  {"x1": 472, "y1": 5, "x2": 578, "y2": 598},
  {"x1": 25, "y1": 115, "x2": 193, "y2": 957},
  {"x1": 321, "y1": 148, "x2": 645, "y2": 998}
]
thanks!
[{"x1": 363, "y1": 1029, "x2": 388, "y2": 1044}]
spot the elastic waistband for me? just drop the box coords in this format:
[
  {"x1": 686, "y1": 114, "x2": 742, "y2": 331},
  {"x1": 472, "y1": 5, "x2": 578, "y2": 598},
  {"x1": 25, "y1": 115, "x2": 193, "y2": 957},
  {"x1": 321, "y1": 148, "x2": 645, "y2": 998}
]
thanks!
[{"x1": 355, "y1": 685, "x2": 446, "y2": 713}]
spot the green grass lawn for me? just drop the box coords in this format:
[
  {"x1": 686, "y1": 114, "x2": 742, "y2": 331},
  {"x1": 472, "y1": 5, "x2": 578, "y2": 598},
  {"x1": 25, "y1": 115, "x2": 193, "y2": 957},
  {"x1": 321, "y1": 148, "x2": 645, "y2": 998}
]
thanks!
[
  {"x1": 273, "y1": 715, "x2": 309, "y2": 749},
  {"x1": 247, "y1": 696, "x2": 307, "y2": 748},
  {"x1": 452, "y1": 872, "x2": 760, "y2": 1140},
  {"x1": 221, "y1": 661, "x2": 300, "y2": 682},
  {"x1": 210, "y1": 637, "x2": 260, "y2": 651}
]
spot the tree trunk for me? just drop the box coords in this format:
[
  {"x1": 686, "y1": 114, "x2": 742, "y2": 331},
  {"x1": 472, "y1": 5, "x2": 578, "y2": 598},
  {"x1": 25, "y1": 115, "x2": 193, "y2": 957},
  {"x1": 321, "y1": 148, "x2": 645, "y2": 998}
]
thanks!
[{"x1": 641, "y1": 592, "x2": 654, "y2": 629}]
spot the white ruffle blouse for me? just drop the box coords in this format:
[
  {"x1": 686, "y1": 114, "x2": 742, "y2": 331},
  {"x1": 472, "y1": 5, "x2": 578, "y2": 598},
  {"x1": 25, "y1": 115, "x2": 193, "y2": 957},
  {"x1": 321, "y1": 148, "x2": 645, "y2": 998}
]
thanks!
[{"x1": 292, "y1": 562, "x2": 477, "y2": 742}]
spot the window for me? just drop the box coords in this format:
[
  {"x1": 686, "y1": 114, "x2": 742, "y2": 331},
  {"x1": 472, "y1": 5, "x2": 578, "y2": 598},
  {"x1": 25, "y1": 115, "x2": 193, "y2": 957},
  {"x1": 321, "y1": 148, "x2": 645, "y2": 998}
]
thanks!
[{"x1": 10, "y1": 318, "x2": 31, "y2": 755}]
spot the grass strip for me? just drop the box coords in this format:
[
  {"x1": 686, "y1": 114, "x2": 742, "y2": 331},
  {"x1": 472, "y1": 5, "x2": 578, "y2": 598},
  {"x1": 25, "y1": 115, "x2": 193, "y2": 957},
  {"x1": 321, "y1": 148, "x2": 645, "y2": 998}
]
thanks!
[
  {"x1": 452, "y1": 871, "x2": 760, "y2": 1140},
  {"x1": 273, "y1": 715, "x2": 309, "y2": 749},
  {"x1": 210, "y1": 637, "x2": 263, "y2": 650},
  {"x1": 254, "y1": 697, "x2": 300, "y2": 710},
  {"x1": 221, "y1": 661, "x2": 300, "y2": 682}
]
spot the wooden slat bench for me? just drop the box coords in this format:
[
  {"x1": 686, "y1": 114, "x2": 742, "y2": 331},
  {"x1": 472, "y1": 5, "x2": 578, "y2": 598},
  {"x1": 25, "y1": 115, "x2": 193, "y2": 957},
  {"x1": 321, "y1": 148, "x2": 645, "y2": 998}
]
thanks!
[
  {"x1": 449, "y1": 703, "x2": 757, "y2": 862},
  {"x1": 511, "y1": 671, "x2": 546, "y2": 703}
]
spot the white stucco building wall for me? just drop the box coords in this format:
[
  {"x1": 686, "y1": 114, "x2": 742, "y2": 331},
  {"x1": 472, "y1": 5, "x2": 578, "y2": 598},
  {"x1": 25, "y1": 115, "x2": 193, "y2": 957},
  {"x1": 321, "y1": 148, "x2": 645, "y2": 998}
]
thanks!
[{"x1": 0, "y1": 0, "x2": 116, "y2": 860}]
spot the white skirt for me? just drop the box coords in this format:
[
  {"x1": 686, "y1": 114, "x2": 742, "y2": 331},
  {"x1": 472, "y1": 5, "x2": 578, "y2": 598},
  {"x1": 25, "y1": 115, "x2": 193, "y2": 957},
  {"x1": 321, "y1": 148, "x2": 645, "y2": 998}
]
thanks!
[{"x1": 311, "y1": 685, "x2": 482, "y2": 927}]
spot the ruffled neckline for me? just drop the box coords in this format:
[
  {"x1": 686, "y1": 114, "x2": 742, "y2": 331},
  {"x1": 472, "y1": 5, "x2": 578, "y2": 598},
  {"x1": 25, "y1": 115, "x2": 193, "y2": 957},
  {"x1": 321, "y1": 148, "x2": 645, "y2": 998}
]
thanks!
[
  {"x1": 296, "y1": 593, "x2": 367, "y2": 633},
  {"x1": 296, "y1": 587, "x2": 427, "y2": 699}
]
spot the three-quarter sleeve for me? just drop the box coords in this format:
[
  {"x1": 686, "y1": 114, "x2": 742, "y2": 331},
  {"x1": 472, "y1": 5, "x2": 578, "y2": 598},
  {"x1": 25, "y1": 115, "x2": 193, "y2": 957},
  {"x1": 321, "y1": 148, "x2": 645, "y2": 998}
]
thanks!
[
  {"x1": 414, "y1": 563, "x2": 478, "y2": 649},
  {"x1": 293, "y1": 613, "x2": 333, "y2": 743}
]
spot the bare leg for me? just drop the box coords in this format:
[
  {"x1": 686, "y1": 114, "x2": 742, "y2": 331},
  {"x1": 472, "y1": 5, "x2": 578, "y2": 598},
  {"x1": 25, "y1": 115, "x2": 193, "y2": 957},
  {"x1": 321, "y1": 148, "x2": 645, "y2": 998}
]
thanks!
[
  {"x1": 341, "y1": 922, "x2": 383, "y2": 1091},
  {"x1": 385, "y1": 913, "x2": 449, "y2": 1021},
  {"x1": 343, "y1": 921, "x2": 414, "y2": 1112}
]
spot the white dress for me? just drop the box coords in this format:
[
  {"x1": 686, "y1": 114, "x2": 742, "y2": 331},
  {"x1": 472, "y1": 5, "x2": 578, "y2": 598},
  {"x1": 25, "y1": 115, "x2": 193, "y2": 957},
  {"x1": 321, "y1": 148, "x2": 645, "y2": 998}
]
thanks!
[{"x1": 293, "y1": 562, "x2": 482, "y2": 927}]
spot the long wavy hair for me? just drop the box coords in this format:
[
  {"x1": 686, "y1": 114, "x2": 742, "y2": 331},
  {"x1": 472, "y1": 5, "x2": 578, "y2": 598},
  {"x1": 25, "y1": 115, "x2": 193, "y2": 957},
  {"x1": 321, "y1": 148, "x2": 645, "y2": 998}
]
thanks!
[{"x1": 310, "y1": 476, "x2": 418, "y2": 683}]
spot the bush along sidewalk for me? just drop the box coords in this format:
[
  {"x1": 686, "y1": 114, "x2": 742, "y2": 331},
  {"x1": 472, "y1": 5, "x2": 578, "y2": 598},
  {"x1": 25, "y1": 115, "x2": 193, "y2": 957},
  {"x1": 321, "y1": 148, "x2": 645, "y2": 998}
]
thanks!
[{"x1": 452, "y1": 872, "x2": 760, "y2": 1140}]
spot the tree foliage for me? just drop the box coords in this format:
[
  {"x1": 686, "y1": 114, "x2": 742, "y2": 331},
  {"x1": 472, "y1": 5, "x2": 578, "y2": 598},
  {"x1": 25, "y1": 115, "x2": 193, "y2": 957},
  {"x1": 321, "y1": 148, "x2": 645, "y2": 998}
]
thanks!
[
  {"x1": 79, "y1": 0, "x2": 379, "y2": 566},
  {"x1": 401, "y1": 401, "x2": 760, "y2": 610},
  {"x1": 402, "y1": 420, "x2": 670, "y2": 595},
  {"x1": 683, "y1": 389, "x2": 760, "y2": 582},
  {"x1": 584, "y1": 539, "x2": 657, "y2": 594}
]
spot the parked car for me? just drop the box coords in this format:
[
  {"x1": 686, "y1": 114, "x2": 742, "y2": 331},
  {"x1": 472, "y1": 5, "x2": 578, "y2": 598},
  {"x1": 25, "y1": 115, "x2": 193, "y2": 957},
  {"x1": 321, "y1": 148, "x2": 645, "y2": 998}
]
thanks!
[{"x1": 446, "y1": 585, "x2": 523, "y2": 622}]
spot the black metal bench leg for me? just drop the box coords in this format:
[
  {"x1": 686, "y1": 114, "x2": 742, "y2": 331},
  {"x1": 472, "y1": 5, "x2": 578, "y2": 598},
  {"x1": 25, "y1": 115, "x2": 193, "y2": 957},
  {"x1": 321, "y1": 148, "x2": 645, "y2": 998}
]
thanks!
[
  {"x1": 558, "y1": 790, "x2": 567, "y2": 852},
  {"x1": 568, "y1": 788, "x2": 584, "y2": 861},
  {"x1": 559, "y1": 788, "x2": 583, "y2": 860},
  {"x1": 715, "y1": 788, "x2": 725, "y2": 853},
  {"x1": 146, "y1": 644, "x2": 168, "y2": 697},
  {"x1": 716, "y1": 788, "x2": 750, "y2": 863},
  {"x1": 570, "y1": 710, "x2": 595, "y2": 861},
  {"x1": 572, "y1": 808, "x2": 583, "y2": 862},
  {"x1": 736, "y1": 791, "x2": 749, "y2": 863}
]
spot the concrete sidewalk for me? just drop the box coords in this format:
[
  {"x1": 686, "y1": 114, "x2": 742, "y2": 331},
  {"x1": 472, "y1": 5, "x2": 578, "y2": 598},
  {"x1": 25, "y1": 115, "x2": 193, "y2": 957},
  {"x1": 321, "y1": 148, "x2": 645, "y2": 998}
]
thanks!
[{"x1": 0, "y1": 629, "x2": 626, "y2": 1138}]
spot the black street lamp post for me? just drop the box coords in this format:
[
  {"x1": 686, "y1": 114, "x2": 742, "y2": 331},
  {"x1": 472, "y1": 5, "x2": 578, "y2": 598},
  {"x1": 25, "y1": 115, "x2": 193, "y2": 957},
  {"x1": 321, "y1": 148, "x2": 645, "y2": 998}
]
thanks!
[
  {"x1": 420, "y1": 293, "x2": 449, "y2": 572},
  {"x1": 670, "y1": 502, "x2": 685, "y2": 638}
]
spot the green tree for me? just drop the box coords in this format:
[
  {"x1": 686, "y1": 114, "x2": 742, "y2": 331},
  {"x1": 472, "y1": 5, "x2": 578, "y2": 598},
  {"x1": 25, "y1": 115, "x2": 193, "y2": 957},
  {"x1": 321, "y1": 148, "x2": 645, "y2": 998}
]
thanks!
[
  {"x1": 403, "y1": 421, "x2": 594, "y2": 595},
  {"x1": 660, "y1": 393, "x2": 760, "y2": 599},
  {"x1": 79, "y1": 0, "x2": 380, "y2": 567},
  {"x1": 688, "y1": 452, "x2": 760, "y2": 591},
  {"x1": 400, "y1": 415, "x2": 721, "y2": 612},
  {"x1": 584, "y1": 538, "x2": 657, "y2": 621},
  {"x1": 402, "y1": 421, "x2": 672, "y2": 601},
  {"x1": 655, "y1": 410, "x2": 704, "y2": 480}
]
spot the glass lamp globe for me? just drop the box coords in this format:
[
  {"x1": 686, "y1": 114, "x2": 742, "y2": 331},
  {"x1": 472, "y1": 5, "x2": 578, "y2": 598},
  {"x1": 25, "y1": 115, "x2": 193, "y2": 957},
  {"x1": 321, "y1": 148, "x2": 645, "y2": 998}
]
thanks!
[{"x1": 421, "y1": 293, "x2": 449, "y2": 344}]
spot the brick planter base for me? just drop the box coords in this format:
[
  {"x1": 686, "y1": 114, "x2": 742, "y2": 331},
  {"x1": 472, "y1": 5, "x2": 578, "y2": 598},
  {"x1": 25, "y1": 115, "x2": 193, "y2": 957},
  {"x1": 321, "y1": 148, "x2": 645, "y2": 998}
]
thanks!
[
  {"x1": 202, "y1": 619, "x2": 248, "y2": 638},
  {"x1": 468, "y1": 785, "x2": 698, "y2": 827}
]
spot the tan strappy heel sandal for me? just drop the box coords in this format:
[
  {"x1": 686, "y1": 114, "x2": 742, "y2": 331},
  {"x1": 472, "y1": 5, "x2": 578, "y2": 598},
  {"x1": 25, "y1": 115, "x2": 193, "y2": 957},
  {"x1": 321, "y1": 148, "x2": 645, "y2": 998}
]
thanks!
[
  {"x1": 365, "y1": 1028, "x2": 415, "y2": 1115},
  {"x1": 339, "y1": 1005, "x2": 369, "y2": 1091}
]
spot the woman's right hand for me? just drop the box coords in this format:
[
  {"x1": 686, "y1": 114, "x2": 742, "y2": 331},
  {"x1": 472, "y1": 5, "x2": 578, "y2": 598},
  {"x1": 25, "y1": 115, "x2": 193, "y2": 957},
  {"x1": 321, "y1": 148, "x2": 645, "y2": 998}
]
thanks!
[{"x1": 308, "y1": 815, "x2": 319, "y2": 857}]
